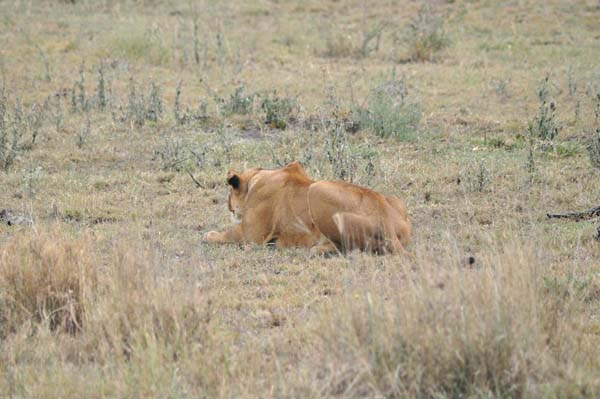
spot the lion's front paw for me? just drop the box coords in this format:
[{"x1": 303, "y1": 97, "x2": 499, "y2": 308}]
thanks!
[{"x1": 203, "y1": 231, "x2": 221, "y2": 243}]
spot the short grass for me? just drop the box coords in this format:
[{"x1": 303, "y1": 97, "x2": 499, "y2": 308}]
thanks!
[{"x1": 1, "y1": 1, "x2": 600, "y2": 398}]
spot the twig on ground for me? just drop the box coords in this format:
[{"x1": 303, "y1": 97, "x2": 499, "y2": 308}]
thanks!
[
  {"x1": 186, "y1": 169, "x2": 205, "y2": 188},
  {"x1": 547, "y1": 205, "x2": 600, "y2": 221}
]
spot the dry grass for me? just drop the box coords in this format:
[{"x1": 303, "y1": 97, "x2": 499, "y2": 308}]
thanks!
[
  {"x1": 1, "y1": 0, "x2": 600, "y2": 398},
  {"x1": 303, "y1": 242, "x2": 590, "y2": 398},
  {"x1": 0, "y1": 228, "x2": 95, "y2": 335}
]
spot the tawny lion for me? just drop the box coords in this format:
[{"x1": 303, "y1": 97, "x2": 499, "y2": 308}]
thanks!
[{"x1": 203, "y1": 162, "x2": 411, "y2": 255}]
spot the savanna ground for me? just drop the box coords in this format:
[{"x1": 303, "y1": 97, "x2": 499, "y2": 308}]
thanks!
[{"x1": 1, "y1": 0, "x2": 600, "y2": 398}]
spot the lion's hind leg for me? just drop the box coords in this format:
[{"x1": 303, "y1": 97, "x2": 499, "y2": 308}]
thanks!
[
  {"x1": 309, "y1": 235, "x2": 339, "y2": 257},
  {"x1": 332, "y1": 212, "x2": 402, "y2": 254}
]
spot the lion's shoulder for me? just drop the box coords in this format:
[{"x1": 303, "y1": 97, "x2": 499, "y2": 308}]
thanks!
[{"x1": 252, "y1": 162, "x2": 312, "y2": 189}]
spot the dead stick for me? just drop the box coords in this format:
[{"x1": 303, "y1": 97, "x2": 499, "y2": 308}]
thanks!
[
  {"x1": 547, "y1": 205, "x2": 600, "y2": 221},
  {"x1": 187, "y1": 169, "x2": 205, "y2": 189}
]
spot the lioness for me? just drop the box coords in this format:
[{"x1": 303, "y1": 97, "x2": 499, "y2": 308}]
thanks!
[{"x1": 203, "y1": 162, "x2": 411, "y2": 255}]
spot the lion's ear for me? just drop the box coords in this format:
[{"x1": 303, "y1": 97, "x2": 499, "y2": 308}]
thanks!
[{"x1": 227, "y1": 174, "x2": 241, "y2": 190}]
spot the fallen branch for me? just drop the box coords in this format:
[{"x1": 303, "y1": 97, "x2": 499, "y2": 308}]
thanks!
[
  {"x1": 547, "y1": 205, "x2": 600, "y2": 221},
  {"x1": 186, "y1": 169, "x2": 205, "y2": 189}
]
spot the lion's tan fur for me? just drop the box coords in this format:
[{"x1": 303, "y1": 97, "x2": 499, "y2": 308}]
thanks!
[{"x1": 203, "y1": 162, "x2": 411, "y2": 255}]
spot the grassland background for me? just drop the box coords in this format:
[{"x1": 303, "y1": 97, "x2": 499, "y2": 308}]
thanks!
[{"x1": 0, "y1": 0, "x2": 599, "y2": 398}]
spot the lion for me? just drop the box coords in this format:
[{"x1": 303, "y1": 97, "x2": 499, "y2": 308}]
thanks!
[{"x1": 203, "y1": 162, "x2": 411, "y2": 255}]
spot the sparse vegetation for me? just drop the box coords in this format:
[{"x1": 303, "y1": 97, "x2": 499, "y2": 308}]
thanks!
[
  {"x1": 318, "y1": 98, "x2": 379, "y2": 183},
  {"x1": 529, "y1": 76, "x2": 562, "y2": 141},
  {"x1": 173, "y1": 80, "x2": 209, "y2": 126},
  {"x1": 152, "y1": 137, "x2": 189, "y2": 172},
  {"x1": 96, "y1": 62, "x2": 107, "y2": 110},
  {"x1": 463, "y1": 159, "x2": 492, "y2": 193},
  {"x1": 588, "y1": 94, "x2": 600, "y2": 169},
  {"x1": 122, "y1": 79, "x2": 164, "y2": 127},
  {"x1": 0, "y1": 97, "x2": 47, "y2": 171},
  {"x1": 355, "y1": 75, "x2": 421, "y2": 139},
  {"x1": 218, "y1": 85, "x2": 255, "y2": 116},
  {"x1": 0, "y1": 1, "x2": 599, "y2": 398},
  {"x1": 397, "y1": 4, "x2": 450, "y2": 62},
  {"x1": 260, "y1": 91, "x2": 296, "y2": 129}
]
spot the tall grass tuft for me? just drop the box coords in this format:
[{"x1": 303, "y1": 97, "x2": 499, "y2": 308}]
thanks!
[{"x1": 0, "y1": 228, "x2": 96, "y2": 335}]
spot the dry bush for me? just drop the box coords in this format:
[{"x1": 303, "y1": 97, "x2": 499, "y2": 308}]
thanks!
[
  {"x1": 0, "y1": 228, "x2": 95, "y2": 335},
  {"x1": 299, "y1": 242, "x2": 597, "y2": 398}
]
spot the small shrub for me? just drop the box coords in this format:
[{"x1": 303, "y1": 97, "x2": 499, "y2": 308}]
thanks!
[
  {"x1": 152, "y1": 137, "x2": 189, "y2": 171},
  {"x1": 463, "y1": 159, "x2": 492, "y2": 193},
  {"x1": 53, "y1": 93, "x2": 63, "y2": 133},
  {"x1": 174, "y1": 80, "x2": 185, "y2": 125},
  {"x1": 146, "y1": 82, "x2": 163, "y2": 122},
  {"x1": 77, "y1": 115, "x2": 91, "y2": 148},
  {"x1": 356, "y1": 76, "x2": 421, "y2": 139},
  {"x1": 0, "y1": 99, "x2": 45, "y2": 171},
  {"x1": 525, "y1": 136, "x2": 536, "y2": 183},
  {"x1": 529, "y1": 76, "x2": 562, "y2": 141},
  {"x1": 126, "y1": 78, "x2": 144, "y2": 126},
  {"x1": 24, "y1": 102, "x2": 44, "y2": 149},
  {"x1": 321, "y1": 99, "x2": 379, "y2": 183},
  {"x1": 325, "y1": 119, "x2": 358, "y2": 182},
  {"x1": 96, "y1": 62, "x2": 107, "y2": 110},
  {"x1": 397, "y1": 4, "x2": 450, "y2": 62},
  {"x1": 359, "y1": 24, "x2": 387, "y2": 58},
  {"x1": 218, "y1": 85, "x2": 255, "y2": 116},
  {"x1": 588, "y1": 93, "x2": 600, "y2": 169},
  {"x1": 260, "y1": 91, "x2": 296, "y2": 129},
  {"x1": 553, "y1": 142, "x2": 580, "y2": 158},
  {"x1": 124, "y1": 79, "x2": 163, "y2": 127},
  {"x1": 69, "y1": 63, "x2": 89, "y2": 113}
]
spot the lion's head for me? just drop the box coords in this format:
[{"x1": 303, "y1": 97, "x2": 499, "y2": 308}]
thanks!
[
  {"x1": 226, "y1": 168, "x2": 262, "y2": 225},
  {"x1": 226, "y1": 172, "x2": 243, "y2": 224}
]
